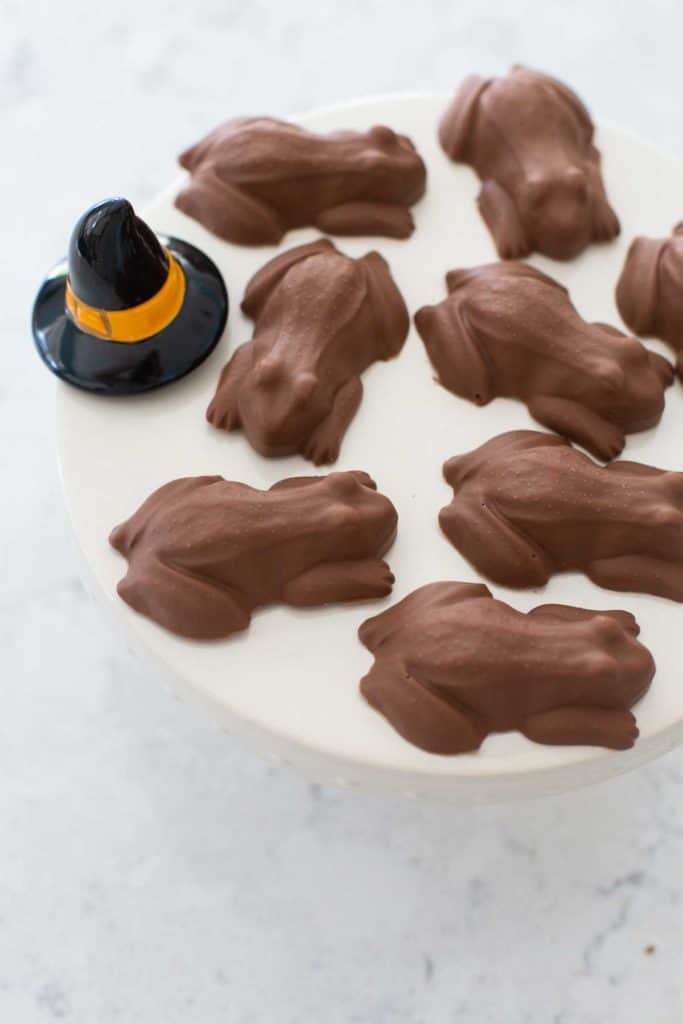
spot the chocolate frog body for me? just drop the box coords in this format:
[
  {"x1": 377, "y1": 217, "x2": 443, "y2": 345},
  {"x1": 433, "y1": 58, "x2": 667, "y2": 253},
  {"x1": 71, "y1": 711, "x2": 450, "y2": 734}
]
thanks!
[
  {"x1": 207, "y1": 239, "x2": 409, "y2": 464},
  {"x1": 616, "y1": 223, "x2": 683, "y2": 378},
  {"x1": 440, "y1": 430, "x2": 683, "y2": 601},
  {"x1": 176, "y1": 118, "x2": 427, "y2": 245},
  {"x1": 359, "y1": 582, "x2": 654, "y2": 754},
  {"x1": 439, "y1": 66, "x2": 620, "y2": 260},
  {"x1": 110, "y1": 471, "x2": 398, "y2": 639},
  {"x1": 414, "y1": 262, "x2": 673, "y2": 461}
]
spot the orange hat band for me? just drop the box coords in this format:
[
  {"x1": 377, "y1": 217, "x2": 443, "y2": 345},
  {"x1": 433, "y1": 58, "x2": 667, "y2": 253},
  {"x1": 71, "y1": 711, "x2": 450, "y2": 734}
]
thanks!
[{"x1": 65, "y1": 250, "x2": 186, "y2": 343}]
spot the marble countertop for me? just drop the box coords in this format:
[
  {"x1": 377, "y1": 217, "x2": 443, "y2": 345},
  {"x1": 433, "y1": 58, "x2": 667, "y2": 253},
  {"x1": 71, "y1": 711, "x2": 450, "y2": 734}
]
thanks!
[{"x1": 4, "y1": 1, "x2": 683, "y2": 1020}]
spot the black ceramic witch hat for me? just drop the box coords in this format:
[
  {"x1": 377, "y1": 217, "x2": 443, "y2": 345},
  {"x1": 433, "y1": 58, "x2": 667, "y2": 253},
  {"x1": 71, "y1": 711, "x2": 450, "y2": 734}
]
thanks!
[{"x1": 32, "y1": 198, "x2": 228, "y2": 394}]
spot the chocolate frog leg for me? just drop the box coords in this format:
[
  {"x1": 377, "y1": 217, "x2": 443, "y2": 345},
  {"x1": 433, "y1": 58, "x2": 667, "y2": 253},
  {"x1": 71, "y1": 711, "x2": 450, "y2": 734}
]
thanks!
[
  {"x1": 477, "y1": 179, "x2": 530, "y2": 259},
  {"x1": 301, "y1": 377, "x2": 363, "y2": 465},
  {"x1": 241, "y1": 239, "x2": 335, "y2": 319},
  {"x1": 439, "y1": 487, "x2": 553, "y2": 587},
  {"x1": 117, "y1": 558, "x2": 251, "y2": 639},
  {"x1": 110, "y1": 476, "x2": 224, "y2": 556},
  {"x1": 529, "y1": 603, "x2": 639, "y2": 636},
  {"x1": 176, "y1": 166, "x2": 284, "y2": 245},
  {"x1": 521, "y1": 706, "x2": 638, "y2": 749},
  {"x1": 438, "y1": 74, "x2": 489, "y2": 159},
  {"x1": 316, "y1": 201, "x2": 415, "y2": 240},
  {"x1": 270, "y1": 470, "x2": 376, "y2": 493},
  {"x1": 360, "y1": 658, "x2": 485, "y2": 755},
  {"x1": 526, "y1": 395, "x2": 625, "y2": 461},
  {"x1": 586, "y1": 145, "x2": 620, "y2": 242},
  {"x1": 206, "y1": 341, "x2": 253, "y2": 431},
  {"x1": 283, "y1": 558, "x2": 395, "y2": 606}
]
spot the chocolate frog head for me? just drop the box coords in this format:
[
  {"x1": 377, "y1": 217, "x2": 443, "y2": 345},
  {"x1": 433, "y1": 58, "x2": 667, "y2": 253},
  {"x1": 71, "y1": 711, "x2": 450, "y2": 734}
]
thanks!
[
  {"x1": 239, "y1": 356, "x2": 328, "y2": 457},
  {"x1": 585, "y1": 327, "x2": 668, "y2": 433},
  {"x1": 355, "y1": 125, "x2": 427, "y2": 205},
  {"x1": 317, "y1": 471, "x2": 398, "y2": 559},
  {"x1": 523, "y1": 167, "x2": 592, "y2": 260}
]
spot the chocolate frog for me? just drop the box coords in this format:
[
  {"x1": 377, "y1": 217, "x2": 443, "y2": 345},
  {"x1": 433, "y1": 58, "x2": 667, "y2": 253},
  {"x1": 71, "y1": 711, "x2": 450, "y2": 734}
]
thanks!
[
  {"x1": 207, "y1": 239, "x2": 409, "y2": 464},
  {"x1": 360, "y1": 582, "x2": 654, "y2": 754},
  {"x1": 439, "y1": 66, "x2": 620, "y2": 260},
  {"x1": 440, "y1": 430, "x2": 683, "y2": 601},
  {"x1": 414, "y1": 262, "x2": 673, "y2": 461},
  {"x1": 176, "y1": 118, "x2": 427, "y2": 244},
  {"x1": 616, "y1": 223, "x2": 683, "y2": 378},
  {"x1": 110, "y1": 471, "x2": 398, "y2": 639}
]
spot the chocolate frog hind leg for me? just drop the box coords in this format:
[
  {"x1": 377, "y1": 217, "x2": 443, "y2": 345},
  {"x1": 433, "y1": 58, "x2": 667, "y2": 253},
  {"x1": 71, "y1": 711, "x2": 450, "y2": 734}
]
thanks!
[
  {"x1": 117, "y1": 558, "x2": 251, "y2": 639},
  {"x1": 360, "y1": 659, "x2": 485, "y2": 755},
  {"x1": 315, "y1": 201, "x2": 415, "y2": 240},
  {"x1": 283, "y1": 558, "x2": 395, "y2": 606},
  {"x1": 478, "y1": 179, "x2": 530, "y2": 259},
  {"x1": 529, "y1": 603, "x2": 639, "y2": 636},
  {"x1": 438, "y1": 75, "x2": 489, "y2": 159},
  {"x1": 526, "y1": 396, "x2": 626, "y2": 461},
  {"x1": 521, "y1": 706, "x2": 639, "y2": 750},
  {"x1": 240, "y1": 239, "x2": 336, "y2": 319},
  {"x1": 439, "y1": 485, "x2": 553, "y2": 589},
  {"x1": 175, "y1": 166, "x2": 284, "y2": 245}
]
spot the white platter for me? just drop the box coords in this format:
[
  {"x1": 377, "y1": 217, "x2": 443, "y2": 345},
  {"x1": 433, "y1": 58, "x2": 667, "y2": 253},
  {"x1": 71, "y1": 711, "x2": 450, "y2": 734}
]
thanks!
[{"x1": 57, "y1": 93, "x2": 683, "y2": 801}]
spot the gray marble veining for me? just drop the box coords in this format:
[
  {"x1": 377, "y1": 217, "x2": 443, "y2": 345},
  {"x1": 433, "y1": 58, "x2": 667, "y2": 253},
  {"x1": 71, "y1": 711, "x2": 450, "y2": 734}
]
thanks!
[{"x1": 3, "y1": 1, "x2": 683, "y2": 1020}]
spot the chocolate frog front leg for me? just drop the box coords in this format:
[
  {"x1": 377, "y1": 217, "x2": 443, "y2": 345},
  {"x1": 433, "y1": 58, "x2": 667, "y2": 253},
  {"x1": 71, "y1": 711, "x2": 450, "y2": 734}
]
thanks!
[
  {"x1": 361, "y1": 659, "x2": 485, "y2": 755},
  {"x1": 283, "y1": 558, "x2": 394, "y2": 606},
  {"x1": 586, "y1": 146, "x2": 620, "y2": 243},
  {"x1": 301, "y1": 376, "x2": 363, "y2": 465},
  {"x1": 527, "y1": 395, "x2": 625, "y2": 461},
  {"x1": 206, "y1": 342, "x2": 253, "y2": 431},
  {"x1": 477, "y1": 179, "x2": 530, "y2": 259},
  {"x1": 316, "y1": 201, "x2": 415, "y2": 239}
]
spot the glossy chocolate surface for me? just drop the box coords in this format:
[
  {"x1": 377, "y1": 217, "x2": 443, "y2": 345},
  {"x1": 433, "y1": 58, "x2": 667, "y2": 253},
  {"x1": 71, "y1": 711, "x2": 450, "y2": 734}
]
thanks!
[
  {"x1": 207, "y1": 239, "x2": 409, "y2": 463},
  {"x1": 360, "y1": 582, "x2": 654, "y2": 754},
  {"x1": 439, "y1": 66, "x2": 620, "y2": 260},
  {"x1": 176, "y1": 118, "x2": 426, "y2": 244},
  {"x1": 440, "y1": 430, "x2": 683, "y2": 601},
  {"x1": 110, "y1": 471, "x2": 398, "y2": 639},
  {"x1": 415, "y1": 262, "x2": 673, "y2": 461}
]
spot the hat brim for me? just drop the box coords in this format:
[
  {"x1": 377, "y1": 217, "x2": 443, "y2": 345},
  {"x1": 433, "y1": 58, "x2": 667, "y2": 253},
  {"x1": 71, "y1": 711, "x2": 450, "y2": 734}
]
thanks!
[{"x1": 32, "y1": 235, "x2": 228, "y2": 395}]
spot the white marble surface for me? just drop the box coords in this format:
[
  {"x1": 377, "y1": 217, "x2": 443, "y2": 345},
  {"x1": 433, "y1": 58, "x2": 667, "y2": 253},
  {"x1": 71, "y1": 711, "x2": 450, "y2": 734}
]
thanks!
[{"x1": 4, "y1": 1, "x2": 683, "y2": 1020}]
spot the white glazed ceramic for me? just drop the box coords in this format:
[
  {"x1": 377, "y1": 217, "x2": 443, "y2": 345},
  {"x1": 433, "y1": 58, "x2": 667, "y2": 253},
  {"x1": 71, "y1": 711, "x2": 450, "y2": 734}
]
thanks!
[{"x1": 56, "y1": 94, "x2": 683, "y2": 801}]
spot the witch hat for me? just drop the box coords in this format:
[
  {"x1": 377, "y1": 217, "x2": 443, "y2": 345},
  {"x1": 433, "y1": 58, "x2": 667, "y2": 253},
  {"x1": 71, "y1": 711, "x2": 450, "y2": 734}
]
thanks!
[{"x1": 32, "y1": 198, "x2": 228, "y2": 394}]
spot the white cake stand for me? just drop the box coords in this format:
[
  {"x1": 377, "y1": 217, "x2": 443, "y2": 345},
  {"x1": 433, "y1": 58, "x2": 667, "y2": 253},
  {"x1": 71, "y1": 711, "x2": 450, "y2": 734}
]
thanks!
[{"x1": 56, "y1": 94, "x2": 683, "y2": 801}]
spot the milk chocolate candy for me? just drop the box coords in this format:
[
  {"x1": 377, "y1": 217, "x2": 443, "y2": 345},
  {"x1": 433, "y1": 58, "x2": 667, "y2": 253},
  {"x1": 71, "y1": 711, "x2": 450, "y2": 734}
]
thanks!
[
  {"x1": 414, "y1": 262, "x2": 673, "y2": 461},
  {"x1": 110, "y1": 471, "x2": 398, "y2": 639},
  {"x1": 439, "y1": 66, "x2": 620, "y2": 260},
  {"x1": 360, "y1": 582, "x2": 654, "y2": 754},
  {"x1": 176, "y1": 118, "x2": 426, "y2": 245},
  {"x1": 440, "y1": 430, "x2": 683, "y2": 601},
  {"x1": 207, "y1": 239, "x2": 409, "y2": 464},
  {"x1": 616, "y1": 223, "x2": 683, "y2": 378}
]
